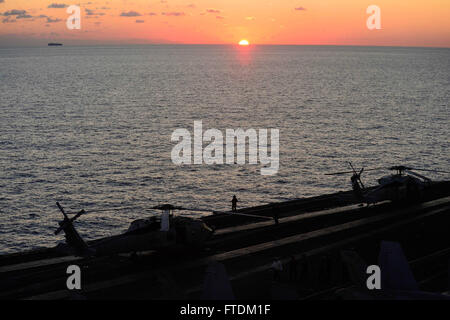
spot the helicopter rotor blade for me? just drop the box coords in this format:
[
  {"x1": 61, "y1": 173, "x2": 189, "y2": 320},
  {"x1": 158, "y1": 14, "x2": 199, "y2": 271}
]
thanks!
[
  {"x1": 358, "y1": 177, "x2": 365, "y2": 189},
  {"x1": 325, "y1": 170, "x2": 356, "y2": 176},
  {"x1": 150, "y1": 204, "x2": 215, "y2": 213},
  {"x1": 325, "y1": 167, "x2": 384, "y2": 176},
  {"x1": 150, "y1": 204, "x2": 182, "y2": 210},
  {"x1": 405, "y1": 169, "x2": 432, "y2": 182},
  {"x1": 348, "y1": 162, "x2": 357, "y2": 175},
  {"x1": 175, "y1": 207, "x2": 213, "y2": 213},
  {"x1": 410, "y1": 168, "x2": 450, "y2": 174},
  {"x1": 151, "y1": 205, "x2": 273, "y2": 220}
]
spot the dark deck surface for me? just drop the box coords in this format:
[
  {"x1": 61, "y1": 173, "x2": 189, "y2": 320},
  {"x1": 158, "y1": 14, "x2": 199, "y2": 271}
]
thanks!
[{"x1": 1, "y1": 181, "x2": 450, "y2": 300}]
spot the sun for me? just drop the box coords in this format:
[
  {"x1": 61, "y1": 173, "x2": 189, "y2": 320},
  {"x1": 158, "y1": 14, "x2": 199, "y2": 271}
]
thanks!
[{"x1": 238, "y1": 39, "x2": 250, "y2": 46}]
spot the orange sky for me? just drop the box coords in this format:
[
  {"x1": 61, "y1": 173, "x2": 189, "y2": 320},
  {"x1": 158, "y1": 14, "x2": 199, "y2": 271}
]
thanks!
[{"x1": 1, "y1": 0, "x2": 449, "y2": 47}]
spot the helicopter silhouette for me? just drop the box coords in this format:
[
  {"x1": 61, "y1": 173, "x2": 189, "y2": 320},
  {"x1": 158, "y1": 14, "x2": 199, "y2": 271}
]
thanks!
[
  {"x1": 54, "y1": 198, "x2": 278, "y2": 257},
  {"x1": 326, "y1": 162, "x2": 450, "y2": 206},
  {"x1": 54, "y1": 202, "x2": 215, "y2": 257}
]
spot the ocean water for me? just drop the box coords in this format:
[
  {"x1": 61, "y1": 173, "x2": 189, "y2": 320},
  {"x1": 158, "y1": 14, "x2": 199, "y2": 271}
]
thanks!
[{"x1": 0, "y1": 45, "x2": 449, "y2": 253}]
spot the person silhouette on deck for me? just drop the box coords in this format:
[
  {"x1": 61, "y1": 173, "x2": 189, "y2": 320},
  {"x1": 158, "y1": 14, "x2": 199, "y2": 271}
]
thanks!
[
  {"x1": 271, "y1": 257, "x2": 283, "y2": 281},
  {"x1": 273, "y1": 210, "x2": 279, "y2": 225},
  {"x1": 231, "y1": 195, "x2": 238, "y2": 212}
]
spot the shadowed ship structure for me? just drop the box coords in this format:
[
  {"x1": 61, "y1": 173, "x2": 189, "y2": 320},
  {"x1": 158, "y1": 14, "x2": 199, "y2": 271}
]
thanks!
[{"x1": 0, "y1": 164, "x2": 449, "y2": 300}]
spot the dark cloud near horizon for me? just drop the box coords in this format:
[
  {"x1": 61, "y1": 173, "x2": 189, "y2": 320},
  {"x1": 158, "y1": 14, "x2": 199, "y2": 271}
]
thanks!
[
  {"x1": 120, "y1": 11, "x2": 142, "y2": 17},
  {"x1": 48, "y1": 3, "x2": 68, "y2": 9},
  {"x1": 2, "y1": 17, "x2": 15, "y2": 23},
  {"x1": 136, "y1": 20, "x2": 145, "y2": 23},
  {"x1": 47, "y1": 17, "x2": 62, "y2": 23},
  {"x1": 294, "y1": 7, "x2": 306, "y2": 11},
  {"x1": 3, "y1": 9, "x2": 27, "y2": 16},
  {"x1": 1, "y1": 10, "x2": 61, "y2": 24},
  {"x1": 86, "y1": 8, "x2": 105, "y2": 16},
  {"x1": 16, "y1": 14, "x2": 33, "y2": 19},
  {"x1": 162, "y1": 12, "x2": 185, "y2": 17},
  {"x1": 206, "y1": 9, "x2": 220, "y2": 14},
  {"x1": 1, "y1": 9, "x2": 34, "y2": 21}
]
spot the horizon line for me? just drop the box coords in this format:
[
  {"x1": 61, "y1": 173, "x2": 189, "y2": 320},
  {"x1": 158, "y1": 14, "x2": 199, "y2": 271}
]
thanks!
[{"x1": 1, "y1": 43, "x2": 449, "y2": 50}]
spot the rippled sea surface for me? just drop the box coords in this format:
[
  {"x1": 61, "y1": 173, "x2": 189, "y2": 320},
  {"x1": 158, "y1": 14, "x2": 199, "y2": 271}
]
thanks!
[{"x1": 0, "y1": 45, "x2": 449, "y2": 253}]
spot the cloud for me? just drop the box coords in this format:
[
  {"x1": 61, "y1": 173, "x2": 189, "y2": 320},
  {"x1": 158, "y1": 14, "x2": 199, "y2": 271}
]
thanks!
[
  {"x1": 0, "y1": 0, "x2": 4, "y2": 3},
  {"x1": 47, "y1": 17, "x2": 62, "y2": 23},
  {"x1": 216, "y1": 16, "x2": 224, "y2": 20},
  {"x1": 16, "y1": 14, "x2": 33, "y2": 19},
  {"x1": 136, "y1": 20, "x2": 145, "y2": 23},
  {"x1": 206, "y1": 9, "x2": 220, "y2": 14},
  {"x1": 2, "y1": 17, "x2": 16, "y2": 23},
  {"x1": 162, "y1": 12, "x2": 185, "y2": 16},
  {"x1": 1, "y1": 9, "x2": 63, "y2": 24},
  {"x1": 86, "y1": 9, "x2": 105, "y2": 16},
  {"x1": 3, "y1": 9, "x2": 27, "y2": 16},
  {"x1": 48, "y1": 3, "x2": 68, "y2": 9},
  {"x1": 2, "y1": 9, "x2": 34, "y2": 20},
  {"x1": 148, "y1": 12, "x2": 158, "y2": 16},
  {"x1": 120, "y1": 11, "x2": 142, "y2": 17},
  {"x1": 294, "y1": 7, "x2": 306, "y2": 11}
]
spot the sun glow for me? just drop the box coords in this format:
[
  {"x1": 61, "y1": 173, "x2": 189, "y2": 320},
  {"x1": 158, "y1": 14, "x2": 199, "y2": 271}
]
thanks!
[{"x1": 238, "y1": 39, "x2": 250, "y2": 46}]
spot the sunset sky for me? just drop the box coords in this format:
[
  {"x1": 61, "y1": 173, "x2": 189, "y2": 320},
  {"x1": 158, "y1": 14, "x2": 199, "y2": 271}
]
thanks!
[{"x1": 0, "y1": 0, "x2": 449, "y2": 47}]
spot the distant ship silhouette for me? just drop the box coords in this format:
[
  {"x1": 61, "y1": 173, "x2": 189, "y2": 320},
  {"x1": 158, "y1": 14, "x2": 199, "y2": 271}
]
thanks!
[{"x1": 48, "y1": 43, "x2": 63, "y2": 46}]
